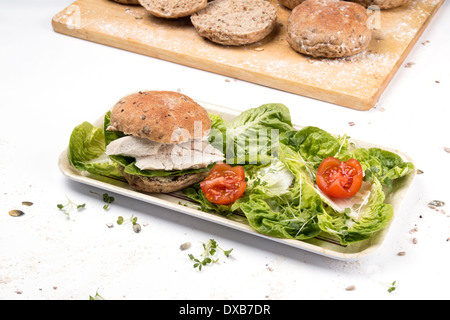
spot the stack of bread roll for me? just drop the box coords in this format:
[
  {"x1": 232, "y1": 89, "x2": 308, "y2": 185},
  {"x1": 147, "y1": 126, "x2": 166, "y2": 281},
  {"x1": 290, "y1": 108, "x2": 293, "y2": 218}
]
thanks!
[{"x1": 109, "y1": 0, "x2": 410, "y2": 58}]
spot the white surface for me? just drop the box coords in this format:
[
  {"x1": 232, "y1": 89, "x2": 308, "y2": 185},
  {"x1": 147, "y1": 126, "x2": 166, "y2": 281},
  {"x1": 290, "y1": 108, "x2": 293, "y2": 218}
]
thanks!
[{"x1": 0, "y1": 0, "x2": 449, "y2": 300}]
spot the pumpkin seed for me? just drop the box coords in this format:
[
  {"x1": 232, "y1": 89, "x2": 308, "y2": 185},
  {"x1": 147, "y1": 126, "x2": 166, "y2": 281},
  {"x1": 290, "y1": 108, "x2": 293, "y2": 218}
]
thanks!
[{"x1": 9, "y1": 210, "x2": 25, "y2": 217}]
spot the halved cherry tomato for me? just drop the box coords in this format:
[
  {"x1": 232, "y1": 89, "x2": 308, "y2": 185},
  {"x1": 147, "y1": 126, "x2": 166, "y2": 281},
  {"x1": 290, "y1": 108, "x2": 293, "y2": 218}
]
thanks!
[
  {"x1": 316, "y1": 157, "x2": 363, "y2": 199},
  {"x1": 200, "y1": 163, "x2": 247, "y2": 205}
]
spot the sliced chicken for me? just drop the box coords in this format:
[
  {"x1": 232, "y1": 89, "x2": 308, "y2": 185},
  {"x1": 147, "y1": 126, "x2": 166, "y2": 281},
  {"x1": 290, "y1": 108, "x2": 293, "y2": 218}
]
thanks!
[{"x1": 105, "y1": 136, "x2": 224, "y2": 171}]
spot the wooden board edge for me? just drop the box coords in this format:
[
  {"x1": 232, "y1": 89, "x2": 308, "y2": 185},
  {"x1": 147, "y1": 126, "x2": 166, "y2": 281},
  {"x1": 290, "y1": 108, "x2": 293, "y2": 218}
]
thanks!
[{"x1": 369, "y1": 0, "x2": 446, "y2": 105}]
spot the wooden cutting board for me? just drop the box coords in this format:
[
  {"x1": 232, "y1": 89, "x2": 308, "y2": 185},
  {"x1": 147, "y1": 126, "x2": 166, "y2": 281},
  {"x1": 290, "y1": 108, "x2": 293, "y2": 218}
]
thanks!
[{"x1": 52, "y1": 0, "x2": 444, "y2": 110}]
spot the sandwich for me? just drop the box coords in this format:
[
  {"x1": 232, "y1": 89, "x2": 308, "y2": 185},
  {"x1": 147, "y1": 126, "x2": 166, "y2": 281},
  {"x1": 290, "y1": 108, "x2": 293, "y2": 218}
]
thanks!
[{"x1": 104, "y1": 90, "x2": 224, "y2": 193}]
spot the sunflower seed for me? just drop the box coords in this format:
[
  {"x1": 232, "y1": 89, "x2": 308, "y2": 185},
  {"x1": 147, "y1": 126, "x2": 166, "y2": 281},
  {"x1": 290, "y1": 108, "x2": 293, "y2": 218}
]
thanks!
[
  {"x1": 180, "y1": 242, "x2": 192, "y2": 251},
  {"x1": 133, "y1": 223, "x2": 142, "y2": 233},
  {"x1": 428, "y1": 200, "x2": 445, "y2": 208}
]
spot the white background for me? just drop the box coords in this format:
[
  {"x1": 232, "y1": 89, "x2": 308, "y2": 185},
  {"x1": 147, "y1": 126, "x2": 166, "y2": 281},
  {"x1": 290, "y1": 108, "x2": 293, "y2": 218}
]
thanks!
[{"x1": 0, "y1": 0, "x2": 449, "y2": 300}]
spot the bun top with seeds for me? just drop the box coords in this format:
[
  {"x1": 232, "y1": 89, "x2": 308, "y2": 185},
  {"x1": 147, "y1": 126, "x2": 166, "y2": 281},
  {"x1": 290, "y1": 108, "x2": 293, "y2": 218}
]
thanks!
[
  {"x1": 108, "y1": 90, "x2": 212, "y2": 144},
  {"x1": 286, "y1": 0, "x2": 372, "y2": 58}
]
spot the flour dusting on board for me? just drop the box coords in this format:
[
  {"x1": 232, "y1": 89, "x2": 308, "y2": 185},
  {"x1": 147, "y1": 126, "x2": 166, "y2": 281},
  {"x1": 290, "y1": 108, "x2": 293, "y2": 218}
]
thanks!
[{"x1": 52, "y1": 0, "x2": 443, "y2": 109}]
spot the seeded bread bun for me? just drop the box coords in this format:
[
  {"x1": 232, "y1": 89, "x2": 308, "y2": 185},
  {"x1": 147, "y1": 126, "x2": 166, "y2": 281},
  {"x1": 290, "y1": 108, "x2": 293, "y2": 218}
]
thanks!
[
  {"x1": 279, "y1": 0, "x2": 305, "y2": 10},
  {"x1": 346, "y1": 0, "x2": 409, "y2": 9},
  {"x1": 286, "y1": 0, "x2": 372, "y2": 58},
  {"x1": 111, "y1": 0, "x2": 141, "y2": 5},
  {"x1": 120, "y1": 168, "x2": 210, "y2": 193},
  {"x1": 138, "y1": 0, "x2": 207, "y2": 18},
  {"x1": 109, "y1": 91, "x2": 211, "y2": 144},
  {"x1": 190, "y1": 0, "x2": 278, "y2": 46}
]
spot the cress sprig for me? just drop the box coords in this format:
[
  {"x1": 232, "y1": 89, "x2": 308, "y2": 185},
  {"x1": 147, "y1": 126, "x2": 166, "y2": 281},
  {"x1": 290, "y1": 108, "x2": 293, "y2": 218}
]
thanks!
[{"x1": 188, "y1": 239, "x2": 233, "y2": 271}]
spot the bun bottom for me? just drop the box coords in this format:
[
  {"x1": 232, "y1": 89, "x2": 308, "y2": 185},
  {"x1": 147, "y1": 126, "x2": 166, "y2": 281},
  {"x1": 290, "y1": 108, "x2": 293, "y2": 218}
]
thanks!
[{"x1": 120, "y1": 166, "x2": 209, "y2": 193}]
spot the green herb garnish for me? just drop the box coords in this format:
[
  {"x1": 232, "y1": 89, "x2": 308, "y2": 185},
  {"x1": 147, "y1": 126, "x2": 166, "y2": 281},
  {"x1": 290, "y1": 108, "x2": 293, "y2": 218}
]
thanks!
[
  {"x1": 89, "y1": 289, "x2": 105, "y2": 300},
  {"x1": 188, "y1": 239, "x2": 233, "y2": 271},
  {"x1": 117, "y1": 215, "x2": 141, "y2": 233},
  {"x1": 102, "y1": 193, "x2": 115, "y2": 210},
  {"x1": 89, "y1": 191, "x2": 115, "y2": 210},
  {"x1": 57, "y1": 196, "x2": 86, "y2": 216},
  {"x1": 387, "y1": 281, "x2": 397, "y2": 293}
]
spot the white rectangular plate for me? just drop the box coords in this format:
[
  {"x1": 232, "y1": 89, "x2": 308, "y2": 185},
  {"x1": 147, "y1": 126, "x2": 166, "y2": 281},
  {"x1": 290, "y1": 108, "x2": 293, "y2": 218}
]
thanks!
[{"x1": 58, "y1": 101, "x2": 416, "y2": 260}]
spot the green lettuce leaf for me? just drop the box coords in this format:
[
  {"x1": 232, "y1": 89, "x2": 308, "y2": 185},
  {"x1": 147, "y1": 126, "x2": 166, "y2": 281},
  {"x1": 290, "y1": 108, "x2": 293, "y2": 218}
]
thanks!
[
  {"x1": 351, "y1": 147, "x2": 415, "y2": 190},
  {"x1": 280, "y1": 126, "x2": 351, "y2": 180},
  {"x1": 239, "y1": 144, "x2": 325, "y2": 240},
  {"x1": 317, "y1": 178, "x2": 394, "y2": 245},
  {"x1": 244, "y1": 157, "x2": 295, "y2": 197},
  {"x1": 279, "y1": 127, "x2": 414, "y2": 244},
  {"x1": 67, "y1": 121, "x2": 124, "y2": 179},
  {"x1": 225, "y1": 103, "x2": 293, "y2": 165},
  {"x1": 110, "y1": 154, "x2": 213, "y2": 177},
  {"x1": 206, "y1": 112, "x2": 227, "y2": 154},
  {"x1": 184, "y1": 147, "x2": 324, "y2": 240}
]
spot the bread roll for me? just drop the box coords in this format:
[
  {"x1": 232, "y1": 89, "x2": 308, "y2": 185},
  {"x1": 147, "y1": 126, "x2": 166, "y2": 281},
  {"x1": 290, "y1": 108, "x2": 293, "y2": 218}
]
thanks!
[
  {"x1": 111, "y1": 0, "x2": 141, "y2": 5},
  {"x1": 109, "y1": 90, "x2": 211, "y2": 144},
  {"x1": 138, "y1": 0, "x2": 207, "y2": 18},
  {"x1": 346, "y1": 0, "x2": 409, "y2": 10},
  {"x1": 190, "y1": 0, "x2": 278, "y2": 46},
  {"x1": 120, "y1": 169, "x2": 210, "y2": 193},
  {"x1": 286, "y1": 0, "x2": 372, "y2": 58},
  {"x1": 279, "y1": 0, "x2": 305, "y2": 10}
]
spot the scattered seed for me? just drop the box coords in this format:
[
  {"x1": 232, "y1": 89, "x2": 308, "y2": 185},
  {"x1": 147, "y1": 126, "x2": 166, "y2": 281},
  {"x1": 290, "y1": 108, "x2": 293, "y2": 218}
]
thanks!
[
  {"x1": 435, "y1": 80, "x2": 440, "y2": 84},
  {"x1": 106, "y1": 223, "x2": 114, "y2": 228},
  {"x1": 404, "y1": 62, "x2": 415, "y2": 68},
  {"x1": 254, "y1": 47, "x2": 264, "y2": 51},
  {"x1": 9, "y1": 210, "x2": 25, "y2": 217},
  {"x1": 416, "y1": 169, "x2": 424, "y2": 174},
  {"x1": 397, "y1": 251, "x2": 406, "y2": 256},
  {"x1": 135, "y1": 16, "x2": 143, "y2": 20},
  {"x1": 428, "y1": 200, "x2": 445, "y2": 208},
  {"x1": 133, "y1": 223, "x2": 142, "y2": 233},
  {"x1": 22, "y1": 201, "x2": 33, "y2": 206},
  {"x1": 345, "y1": 285, "x2": 356, "y2": 291},
  {"x1": 348, "y1": 121, "x2": 355, "y2": 126},
  {"x1": 412, "y1": 238, "x2": 418, "y2": 244},
  {"x1": 444, "y1": 147, "x2": 450, "y2": 153},
  {"x1": 409, "y1": 226, "x2": 418, "y2": 233},
  {"x1": 180, "y1": 242, "x2": 192, "y2": 251}
]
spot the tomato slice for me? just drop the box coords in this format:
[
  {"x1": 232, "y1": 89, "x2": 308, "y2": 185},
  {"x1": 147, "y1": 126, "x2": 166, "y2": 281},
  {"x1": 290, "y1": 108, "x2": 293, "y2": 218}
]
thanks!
[
  {"x1": 316, "y1": 157, "x2": 363, "y2": 199},
  {"x1": 200, "y1": 163, "x2": 247, "y2": 205}
]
